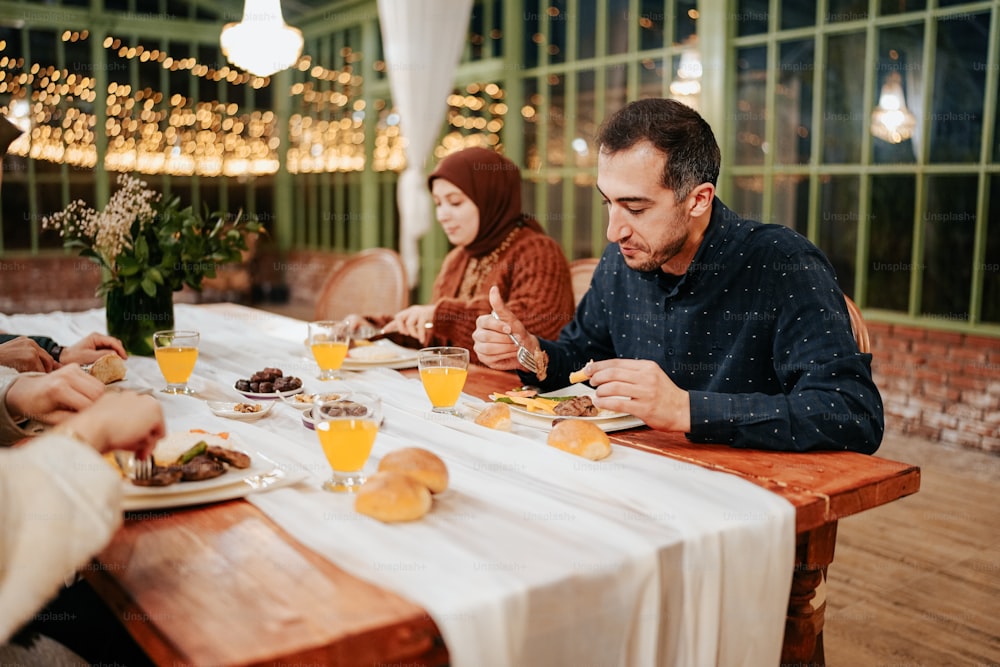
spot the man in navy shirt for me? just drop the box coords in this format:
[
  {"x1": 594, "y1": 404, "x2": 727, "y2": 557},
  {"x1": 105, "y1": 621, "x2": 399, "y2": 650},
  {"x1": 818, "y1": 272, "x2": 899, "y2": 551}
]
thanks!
[{"x1": 473, "y1": 99, "x2": 883, "y2": 453}]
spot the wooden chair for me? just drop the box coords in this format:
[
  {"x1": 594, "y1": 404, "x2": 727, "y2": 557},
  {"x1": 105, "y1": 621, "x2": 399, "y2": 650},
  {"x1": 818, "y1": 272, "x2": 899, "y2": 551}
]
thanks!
[
  {"x1": 843, "y1": 295, "x2": 871, "y2": 354},
  {"x1": 313, "y1": 247, "x2": 409, "y2": 321},
  {"x1": 569, "y1": 257, "x2": 600, "y2": 306}
]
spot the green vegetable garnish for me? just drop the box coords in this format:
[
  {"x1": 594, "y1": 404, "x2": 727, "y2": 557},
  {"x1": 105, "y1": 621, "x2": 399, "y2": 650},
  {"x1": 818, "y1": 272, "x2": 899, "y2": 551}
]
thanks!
[{"x1": 176, "y1": 440, "x2": 207, "y2": 464}]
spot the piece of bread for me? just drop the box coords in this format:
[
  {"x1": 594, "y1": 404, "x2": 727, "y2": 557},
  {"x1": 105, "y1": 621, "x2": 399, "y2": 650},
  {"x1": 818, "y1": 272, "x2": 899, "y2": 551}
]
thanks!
[
  {"x1": 88, "y1": 353, "x2": 127, "y2": 384},
  {"x1": 568, "y1": 368, "x2": 590, "y2": 384},
  {"x1": 377, "y1": 447, "x2": 449, "y2": 494},
  {"x1": 355, "y1": 471, "x2": 432, "y2": 523},
  {"x1": 474, "y1": 402, "x2": 512, "y2": 431},
  {"x1": 546, "y1": 419, "x2": 612, "y2": 461}
]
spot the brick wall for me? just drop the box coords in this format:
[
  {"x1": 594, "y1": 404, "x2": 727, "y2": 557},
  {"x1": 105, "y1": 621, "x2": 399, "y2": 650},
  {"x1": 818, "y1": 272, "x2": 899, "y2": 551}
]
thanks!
[{"x1": 869, "y1": 322, "x2": 1000, "y2": 453}]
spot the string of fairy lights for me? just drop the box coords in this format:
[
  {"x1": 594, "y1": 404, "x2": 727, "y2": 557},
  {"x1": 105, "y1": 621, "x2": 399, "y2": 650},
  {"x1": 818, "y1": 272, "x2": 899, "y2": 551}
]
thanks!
[{"x1": 0, "y1": 29, "x2": 508, "y2": 177}]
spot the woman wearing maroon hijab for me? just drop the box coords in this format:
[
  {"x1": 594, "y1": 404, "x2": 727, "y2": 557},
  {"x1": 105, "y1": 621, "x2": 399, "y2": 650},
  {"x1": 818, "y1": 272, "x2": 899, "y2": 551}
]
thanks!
[{"x1": 358, "y1": 147, "x2": 574, "y2": 363}]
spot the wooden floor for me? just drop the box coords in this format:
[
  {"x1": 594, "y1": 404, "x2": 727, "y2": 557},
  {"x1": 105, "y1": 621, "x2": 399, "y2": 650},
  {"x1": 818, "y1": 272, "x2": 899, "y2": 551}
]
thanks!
[{"x1": 824, "y1": 432, "x2": 1000, "y2": 666}]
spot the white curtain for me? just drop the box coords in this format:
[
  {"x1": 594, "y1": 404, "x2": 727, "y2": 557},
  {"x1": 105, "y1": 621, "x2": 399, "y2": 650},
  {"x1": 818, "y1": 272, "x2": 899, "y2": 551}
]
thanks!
[{"x1": 377, "y1": 0, "x2": 473, "y2": 286}]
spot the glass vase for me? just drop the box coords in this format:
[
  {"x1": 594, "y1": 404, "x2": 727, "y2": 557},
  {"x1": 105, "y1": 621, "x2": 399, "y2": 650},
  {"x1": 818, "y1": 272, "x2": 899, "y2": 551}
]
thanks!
[{"x1": 105, "y1": 284, "x2": 175, "y2": 356}]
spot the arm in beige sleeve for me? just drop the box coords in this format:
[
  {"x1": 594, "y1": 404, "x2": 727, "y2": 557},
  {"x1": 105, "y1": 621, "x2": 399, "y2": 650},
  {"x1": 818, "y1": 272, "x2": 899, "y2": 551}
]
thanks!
[{"x1": 0, "y1": 434, "x2": 122, "y2": 642}]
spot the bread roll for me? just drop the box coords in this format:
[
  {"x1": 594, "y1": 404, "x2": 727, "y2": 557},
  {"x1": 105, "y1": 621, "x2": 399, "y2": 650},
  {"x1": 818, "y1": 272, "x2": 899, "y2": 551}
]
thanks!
[
  {"x1": 88, "y1": 353, "x2": 127, "y2": 384},
  {"x1": 546, "y1": 419, "x2": 612, "y2": 461},
  {"x1": 355, "y1": 472, "x2": 432, "y2": 523},
  {"x1": 378, "y1": 447, "x2": 449, "y2": 494},
  {"x1": 474, "y1": 402, "x2": 512, "y2": 431}
]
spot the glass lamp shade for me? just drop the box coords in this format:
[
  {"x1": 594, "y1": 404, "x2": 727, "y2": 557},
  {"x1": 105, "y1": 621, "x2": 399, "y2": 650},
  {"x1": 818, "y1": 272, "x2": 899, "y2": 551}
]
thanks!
[
  {"x1": 870, "y1": 72, "x2": 917, "y2": 144},
  {"x1": 220, "y1": 0, "x2": 303, "y2": 78}
]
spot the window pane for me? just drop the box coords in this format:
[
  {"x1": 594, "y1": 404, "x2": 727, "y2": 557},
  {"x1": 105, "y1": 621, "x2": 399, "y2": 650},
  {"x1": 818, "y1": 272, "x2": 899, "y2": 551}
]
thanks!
[
  {"x1": 777, "y1": 40, "x2": 814, "y2": 165},
  {"x1": 605, "y1": 64, "x2": 628, "y2": 119},
  {"x1": 929, "y1": 13, "x2": 989, "y2": 163},
  {"x1": 867, "y1": 175, "x2": 914, "y2": 312},
  {"x1": 818, "y1": 176, "x2": 860, "y2": 298},
  {"x1": 735, "y1": 0, "x2": 769, "y2": 36},
  {"x1": 823, "y1": 32, "x2": 865, "y2": 163},
  {"x1": 575, "y1": 70, "x2": 598, "y2": 171},
  {"x1": 522, "y1": 0, "x2": 541, "y2": 69},
  {"x1": 547, "y1": 74, "x2": 566, "y2": 167},
  {"x1": 639, "y1": 57, "x2": 665, "y2": 103},
  {"x1": 639, "y1": 0, "x2": 667, "y2": 52},
  {"x1": 879, "y1": 0, "x2": 924, "y2": 15},
  {"x1": 781, "y1": 0, "x2": 815, "y2": 30},
  {"x1": 524, "y1": 78, "x2": 540, "y2": 171},
  {"x1": 548, "y1": 1, "x2": 568, "y2": 65},
  {"x1": 607, "y1": 0, "x2": 630, "y2": 55},
  {"x1": 734, "y1": 46, "x2": 767, "y2": 166},
  {"x1": 772, "y1": 174, "x2": 809, "y2": 234},
  {"x1": 730, "y1": 176, "x2": 764, "y2": 223},
  {"x1": 674, "y1": 0, "x2": 697, "y2": 45},
  {"x1": 573, "y1": 183, "x2": 597, "y2": 259},
  {"x1": 984, "y1": 175, "x2": 1000, "y2": 323},
  {"x1": 922, "y1": 176, "x2": 976, "y2": 320},
  {"x1": 545, "y1": 179, "x2": 564, "y2": 240},
  {"x1": 577, "y1": 0, "x2": 597, "y2": 59},
  {"x1": 872, "y1": 24, "x2": 921, "y2": 164},
  {"x1": 826, "y1": 0, "x2": 867, "y2": 22}
]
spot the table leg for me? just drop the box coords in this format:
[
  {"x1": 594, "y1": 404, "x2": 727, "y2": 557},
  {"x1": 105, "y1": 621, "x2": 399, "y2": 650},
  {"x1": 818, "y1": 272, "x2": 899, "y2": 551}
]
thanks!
[{"x1": 782, "y1": 521, "x2": 838, "y2": 666}]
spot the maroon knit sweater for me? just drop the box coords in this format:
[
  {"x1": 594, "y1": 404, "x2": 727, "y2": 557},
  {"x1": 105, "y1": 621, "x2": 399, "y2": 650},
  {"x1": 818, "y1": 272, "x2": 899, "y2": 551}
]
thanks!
[{"x1": 369, "y1": 228, "x2": 574, "y2": 364}]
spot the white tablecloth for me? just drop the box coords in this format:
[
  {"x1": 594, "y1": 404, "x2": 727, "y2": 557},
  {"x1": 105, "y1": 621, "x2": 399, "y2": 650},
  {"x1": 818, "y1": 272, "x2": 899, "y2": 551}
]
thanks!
[{"x1": 0, "y1": 304, "x2": 795, "y2": 667}]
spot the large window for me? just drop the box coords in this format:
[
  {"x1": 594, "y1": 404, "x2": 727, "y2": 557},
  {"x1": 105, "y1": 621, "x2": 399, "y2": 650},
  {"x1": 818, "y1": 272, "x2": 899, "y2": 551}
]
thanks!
[{"x1": 725, "y1": 0, "x2": 1000, "y2": 334}]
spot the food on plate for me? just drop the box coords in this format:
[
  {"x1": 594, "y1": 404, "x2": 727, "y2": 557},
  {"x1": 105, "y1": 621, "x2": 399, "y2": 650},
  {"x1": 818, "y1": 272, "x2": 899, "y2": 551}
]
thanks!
[
  {"x1": 347, "y1": 345, "x2": 399, "y2": 362},
  {"x1": 568, "y1": 365, "x2": 591, "y2": 385},
  {"x1": 532, "y1": 348, "x2": 549, "y2": 381},
  {"x1": 377, "y1": 447, "x2": 449, "y2": 494},
  {"x1": 546, "y1": 419, "x2": 612, "y2": 461},
  {"x1": 87, "y1": 353, "x2": 127, "y2": 384},
  {"x1": 474, "y1": 402, "x2": 512, "y2": 431},
  {"x1": 234, "y1": 403, "x2": 262, "y2": 414},
  {"x1": 129, "y1": 429, "x2": 252, "y2": 487},
  {"x1": 553, "y1": 395, "x2": 599, "y2": 417},
  {"x1": 234, "y1": 367, "x2": 303, "y2": 394},
  {"x1": 490, "y1": 391, "x2": 560, "y2": 414},
  {"x1": 354, "y1": 471, "x2": 432, "y2": 523},
  {"x1": 294, "y1": 392, "x2": 341, "y2": 404}
]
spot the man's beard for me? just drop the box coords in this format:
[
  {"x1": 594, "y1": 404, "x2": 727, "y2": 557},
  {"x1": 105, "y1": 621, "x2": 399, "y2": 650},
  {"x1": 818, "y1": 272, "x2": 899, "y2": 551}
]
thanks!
[{"x1": 621, "y1": 212, "x2": 691, "y2": 273}]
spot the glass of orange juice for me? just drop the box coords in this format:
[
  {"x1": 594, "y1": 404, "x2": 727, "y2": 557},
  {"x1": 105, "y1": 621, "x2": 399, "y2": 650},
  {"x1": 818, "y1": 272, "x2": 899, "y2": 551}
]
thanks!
[
  {"x1": 308, "y1": 320, "x2": 351, "y2": 381},
  {"x1": 314, "y1": 393, "x2": 381, "y2": 492},
  {"x1": 153, "y1": 330, "x2": 200, "y2": 395},
  {"x1": 418, "y1": 347, "x2": 469, "y2": 415}
]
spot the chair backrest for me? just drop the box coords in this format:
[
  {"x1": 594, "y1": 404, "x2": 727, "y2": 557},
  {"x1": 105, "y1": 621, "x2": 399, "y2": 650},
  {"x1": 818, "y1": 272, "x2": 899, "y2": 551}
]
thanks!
[
  {"x1": 314, "y1": 248, "x2": 409, "y2": 321},
  {"x1": 569, "y1": 258, "x2": 600, "y2": 306},
  {"x1": 843, "y1": 295, "x2": 871, "y2": 354}
]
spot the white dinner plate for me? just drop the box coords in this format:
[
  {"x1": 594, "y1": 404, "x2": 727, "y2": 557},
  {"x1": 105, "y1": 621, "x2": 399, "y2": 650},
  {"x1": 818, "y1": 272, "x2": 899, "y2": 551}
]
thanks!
[
  {"x1": 475, "y1": 384, "x2": 645, "y2": 433},
  {"x1": 206, "y1": 400, "x2": 274, "y2": 420},
  {"x1": 234, "y1": 385, "x2": 305, "y2": 400},
  {"x1": 341, "y1": 341, "x2": 419, "y2": 370},
  {"x1": 120, "y1": 450, "x2": 300, "y2": 511}
]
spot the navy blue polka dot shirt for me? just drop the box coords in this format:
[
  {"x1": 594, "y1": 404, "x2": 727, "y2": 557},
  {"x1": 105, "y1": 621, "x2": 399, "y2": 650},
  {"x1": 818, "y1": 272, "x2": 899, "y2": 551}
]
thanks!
[{"x1": 530, "y1": 198, "x2": 884, "y2": 453}]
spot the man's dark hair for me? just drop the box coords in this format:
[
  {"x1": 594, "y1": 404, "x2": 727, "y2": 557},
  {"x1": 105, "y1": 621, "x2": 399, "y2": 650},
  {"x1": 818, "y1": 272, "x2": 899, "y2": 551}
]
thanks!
[{"x1": 596, "y1": 98, "x2": 721, "y2": 200}]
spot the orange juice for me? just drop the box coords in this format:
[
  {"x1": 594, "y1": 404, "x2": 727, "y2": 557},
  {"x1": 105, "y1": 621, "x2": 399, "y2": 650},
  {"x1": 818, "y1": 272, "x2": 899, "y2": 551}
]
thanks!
[
  {"x1": 419, "y1": 366, "x2": 468, "y2": 408},
  {"x1": 317, "y1": 419, "x2": 378, "y2": 471},
  {"x1": 311, "y1": 341, "x2": 349, "y2": 371},
  {"x1": 154, "y1": 346, "x2": 198, "y2": 383}
]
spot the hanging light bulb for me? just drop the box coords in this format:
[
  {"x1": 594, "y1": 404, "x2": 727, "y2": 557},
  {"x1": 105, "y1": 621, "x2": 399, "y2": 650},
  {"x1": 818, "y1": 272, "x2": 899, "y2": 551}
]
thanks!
[
  {"x1": 220, "y1": 0, "x2": 303, "y2": 78},
  {"x1": 870, "y1": 71, "x2": 917, "y2": 144},
  {"x1": 669, "y1": 48, "x2": 702, "y2": 109}
]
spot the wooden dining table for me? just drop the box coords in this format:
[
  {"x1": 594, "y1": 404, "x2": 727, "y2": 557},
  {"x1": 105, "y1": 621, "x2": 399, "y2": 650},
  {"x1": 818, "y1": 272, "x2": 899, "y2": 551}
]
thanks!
[{"x1": 71, "y1": 304, "x2": 920, "y2": 667}]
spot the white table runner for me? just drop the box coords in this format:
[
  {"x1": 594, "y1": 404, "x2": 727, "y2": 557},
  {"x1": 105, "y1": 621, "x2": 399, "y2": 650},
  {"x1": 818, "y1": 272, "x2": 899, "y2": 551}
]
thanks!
[{"x1": 0, "y1": 305, "x2": 794, "y2": 666}]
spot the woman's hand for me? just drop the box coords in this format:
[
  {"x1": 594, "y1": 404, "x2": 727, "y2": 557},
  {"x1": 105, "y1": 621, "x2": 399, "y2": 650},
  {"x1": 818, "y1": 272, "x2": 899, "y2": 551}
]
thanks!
[
  {"x1": 383, "y1": 304, "x2": 437, "y2": 345},
  {"x1": 59, "y1": 333, "x2": 128, "y2": 365},
  {"x1": 0, "y1": 337, "x2": 58, "y2": 372},
  {"x1": 5, "y1": 364, "x2": 106, "y2": 424},
  {"x1": 59, "y1": 392, "x2": 165, "y2": 458}
]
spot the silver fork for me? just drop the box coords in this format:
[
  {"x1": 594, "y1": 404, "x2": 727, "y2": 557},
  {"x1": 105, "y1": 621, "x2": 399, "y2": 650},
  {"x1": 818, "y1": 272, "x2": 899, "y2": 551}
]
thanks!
[
  {"x1": 491, "y1": 311, "x2": 538, "y2": 374},
  {"x1": 133, "y1": 455, "x2": 154, "y2": 482}
]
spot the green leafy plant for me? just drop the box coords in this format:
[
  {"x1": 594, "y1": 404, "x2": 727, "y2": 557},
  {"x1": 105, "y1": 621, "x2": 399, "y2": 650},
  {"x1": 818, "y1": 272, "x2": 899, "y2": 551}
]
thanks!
[{"x1": 43, "y1": 174, "x2": 264, "y2": 297}]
